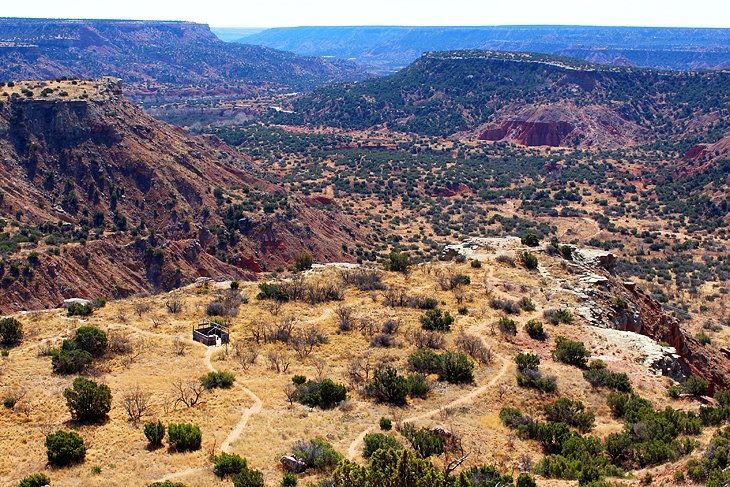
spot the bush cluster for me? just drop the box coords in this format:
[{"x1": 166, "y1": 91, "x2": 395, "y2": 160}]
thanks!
[
  {"x1": 200, "y1": 371, "x2": 236, "y2": 389},
  {"x1": 419, "y1": 309, "x2": 454, "y2": 331},
  {"x1": 46, "y1": 430, "x2": 86, "y2": 467},
  {"x1": 553, "y1": 337, "x2": 589, "y2": 368},
  {"x1": 583, "y1": 360, "x2": 632, "y2": 392},
  {"x1": 167, "y1": 423, "x2": 202, "y2": 452},
  {"x1": 407, "y1": 349, "x2": 475, "y2": 384},
  {"x1": 293, "y1": 377, "x2": 347, "y2": 409}
]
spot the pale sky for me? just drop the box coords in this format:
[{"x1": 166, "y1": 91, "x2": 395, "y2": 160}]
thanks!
[{"x1": 1, "y1": 0, "x2": 729, "y2": 28}]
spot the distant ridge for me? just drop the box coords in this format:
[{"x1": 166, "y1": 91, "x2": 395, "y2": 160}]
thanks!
[
  {"x1": 0, "y1": 18, "x2": 367, "y2": 97},
  {"x1": 238, "y1": 25, "x2": 730, "y2": 73}
]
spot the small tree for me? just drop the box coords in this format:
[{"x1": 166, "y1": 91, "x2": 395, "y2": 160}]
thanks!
[
  {"x1": 295, "y1": 253, "x2": 313, "y2": 272},
  {"x1": 366, "y1": 367, "x2": 409, "y2": 406},
  {"x1": 168, "y1": 423, "x2": 202, "y2": 452},
  {"x1": 682, "y1": 376, "x2": 709, "y2": 397},
  {"x1": 363, "y1": 433, "x2": 402, "y2": 458},
  {"x1": 553, "y1": 337, "x2": 589, "y2": 368},
  {"x1": 64, "y1": 376, "x2": 112, "y2": 422},
  {"x1": 386, "y1": 251, "x2": 411, "y2": 273},
  {"x1": 67, "y1": 302, "x2": 94, "y2": 317},
  {"x1": 214, "y1": 452, "x2": 248, "y2": 478},
  {"x1": 525, "y1": 320, "x2": 546, "y2": 340},
  {"x1": 72, "y1": 326, "x2": 108, "y2": 357},
  {"x1": 46, "y1": 430, "x2": 86, "y2": 467},
  {"x1": 515, "y1": 352, "x2": 540, "y2": 372},
  {"x1": 439, "y1": 352, "x2": 474, "y2": 384},
  {"x1": 51, "y1": 348, "x2": 93, "y2": 374},
  {"x1": 519, "y1": 251, "x2": 539, "y2": 270},
  {"x1": 420, "y1": 309, "x2": 454, "y2": 332},
  {"x1": 498, "y1": 317, "x2": 517, "y2": 336},
  {"x1": 521, "y1": 234, "x2": 540, "y2": 247},
  {"x1": 0, "y1": 317, "x2": 22, "y2": 346},
  {"x1": 144, "y1": 420, "x2": 165, "y2": 447}
]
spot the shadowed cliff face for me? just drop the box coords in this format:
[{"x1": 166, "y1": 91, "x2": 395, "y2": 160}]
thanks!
[{"x1": 0, "y1": 79, "x2": 362, "y2": 312}]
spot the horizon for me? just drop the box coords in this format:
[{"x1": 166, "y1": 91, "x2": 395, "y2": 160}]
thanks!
[{"x1": 1, "y1": 0, "x2": 729, "y2": 29}]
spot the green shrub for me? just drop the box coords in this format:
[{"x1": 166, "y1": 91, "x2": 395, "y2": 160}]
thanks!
[
  {"x1": 167, "y1": 423, "x2": 202, "y2": 452},
  {"x1": 696, "y1": 332, "x2": 712, "y2": 345},
  {"x1": 63, "y1": 376, "x2": 112, "y2": 422},
  {"x1": 281, "y1": 472, "x2": 298, "y2": 487},
  {"x1": 257, "y1": 283, "x2": 290, "y2": 302},
  {"x1": 144, "y1": 421, "x2": 165, "y2": 447},
  {"x1": 213, "y1": 452, "x2": 248, "y2": 478},
  {"x1": 716, "y1": 389, "x2": 730, "y2": 406},
  {"x1": 333, "y1": 448, "x2": 444, "y2": 485},
  {"x1": 18, "y1": 473, "x2": 51, "y2": 487},
  {"x1": 46, "y1": 430, "x2": 86, "y2": 467},
  {"x1": 553, "y1": 337, "x2": 589, "y2": 368},
  {"x1": 521, "y1": 234, "x2": 540, "y2": 247},
  {"x1": 147, "y1": 483, "x2": 187, "y2": 487},
  {"x1": 420, "y1": 309, "x2": 454, "y2": 331},
  {"x1": 545, "y1": 308, "x2": 574, "y2": 325},
  {"x1": 408, "y1": 348, "x2": 442, "y2": 374},
  {"x1": 515, "y1": 352, "x2": 540, "y2": 371},
  {"x1": 516, "y1": 473, "x2": 537, "y2": 487},
  {"x1": 439, "y1": 351, "x2": 474, "y2": 384},
  {"x1": 292, "y1": 375, "x2": 307, "y2": 385},
  {"x1": 294, "y1": 378, "x2": 347, "y2": 409},
  {"x1": 406, "y1": 374, "x2": 430, "y2": 398},
  {"x1": 0, "y1": 317, "x2": 22, "y2": 346},
  {"x1": 230, "y1": 280, "x2": 240, "y2": 290},
  {"x1": 520, "y1": 297, "x2": 536, "y2": 312},
  {"x1": 51, "y1": 347, "x2": 93, "y2": 374},
  {"x1": 67, "y1": 302, "x2": 93, "y2": 316},
  {"x1": 379, "y1": 417, "x2": 392, "y2": 431},
  {"x1": 366, "y1": 367, "x2": 409, "y2": 405},
  {"x1": 559, "y1": 245, "x2": 573, "y2": 260},
  {"x1": 520, "y1": 251, "x2": 539, "y2": 270},
  {"x1": 498, "y1": 317, "x2": 517, "y2": 336},
  {"x1": 386, "y1": 251, "x2": 411, "y2": 273},
  {"x1": 200, "y1": 371, "x2": 236, "y2": 389},
  {"x1": 470, "y1": 259, "x2": 482, "y2": 268},
  {"x1": 295, "y1": 252, "x2": 313, "y2": 272},
  {"x1": 583, "y1": 360, "x2": 632, "y2": 392},
  {"x1": 363, "y1": 433, "x2": 403, "y2": 458},
  {"x1": 544, "y1": 398, "x2": 595, "y2": 433},
  {"x1": 290, "y1": 438, "x2": 342, "y2": 471},
  {"x1": 402, "y1": 424, "x2": 444, "y2": 458},
  {"x1": 682, "y1": 376, "x2": 709, "y2": 397},
  {"x1": 3, "y1": 395, "x2": 16, "y2": 408},
  {"x1": 71, "y1": 326, "x2": 108, "y2": 357},
  {"x1": 517, "y1": 369, "x2": 557, "y2": 393},
  {"x1": 525, "y1": 319, "x2": 546, "y2": 340},
  {"x1": 460, "y1": 465, "x2": 514, "y2": 486},
  {"x1": 233, "y1": 465, "x2": 264, "y2": 487}
]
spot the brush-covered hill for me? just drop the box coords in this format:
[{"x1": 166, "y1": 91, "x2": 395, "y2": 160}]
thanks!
[
  {"x1": 0, "y1": 18, "x2": 367, "y2": 96},
  {"x1": 0, "y1": 78, "x2": 362, "y2": 312},
  {"x1": 275, "y1": 50, "x2": 730, "y2": 148}
]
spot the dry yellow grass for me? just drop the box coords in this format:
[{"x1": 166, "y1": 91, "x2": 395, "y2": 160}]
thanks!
[{"x1": 0, "y1": 241, "x2": 713, "y2": 486}]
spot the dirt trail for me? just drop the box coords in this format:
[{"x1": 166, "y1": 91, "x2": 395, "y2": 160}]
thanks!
[
  {"x1": 104, "y1": 324, "x2": 263, "y2": 481},
  {"x1": 346, "y1": 350, "x2": 510, "y2": 460}
]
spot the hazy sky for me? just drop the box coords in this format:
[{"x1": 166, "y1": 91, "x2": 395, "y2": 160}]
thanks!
[{"x1": 2, "y1": 0, "x2": 729, "y2": 28}]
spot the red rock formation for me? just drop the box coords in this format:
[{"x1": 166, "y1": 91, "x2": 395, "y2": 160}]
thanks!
[
  {"x1": 475, "y1": 103, "x2": 645, "y2": 149},
  {"x1": 479, "y1": 120, "x2": 575, "y2": 147},
  {"x1": 0, "y1": 79, "x2": 362, "y2": 312}
]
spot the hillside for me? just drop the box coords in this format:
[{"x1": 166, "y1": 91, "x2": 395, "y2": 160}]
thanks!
[
  {"x1": 0, "y1": 18, "x2": 367, "y2": 96},
  {"x1": 3, "y1": 239, "x2": 730, "y2": 486},
  {"x1": 0, "y1": 78, "x2": 362, "y2": 312},
  {"x1": 236, "y1": 25, "x2": 730, "y2": 73},
  {"x1": 275, "y1": 50, "x2": 730, "y2": 148}
]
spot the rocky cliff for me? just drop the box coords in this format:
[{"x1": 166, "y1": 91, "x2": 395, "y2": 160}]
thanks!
[{"x1": 0, "y1": 79, "x2": 362, "y2": 312}]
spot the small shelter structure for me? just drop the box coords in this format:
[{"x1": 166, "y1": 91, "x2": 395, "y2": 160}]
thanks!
[{"x1": 192, "y1": 321, "x2": 230, "y2": 346}]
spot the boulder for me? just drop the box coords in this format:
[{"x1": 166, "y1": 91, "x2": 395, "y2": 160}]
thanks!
[
  {"x1": 63, "y1": 298, "x2": 91, "y2": 308},
  {"x1": 280, "y1": 455, "x2": 307, "y2": 473}
]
